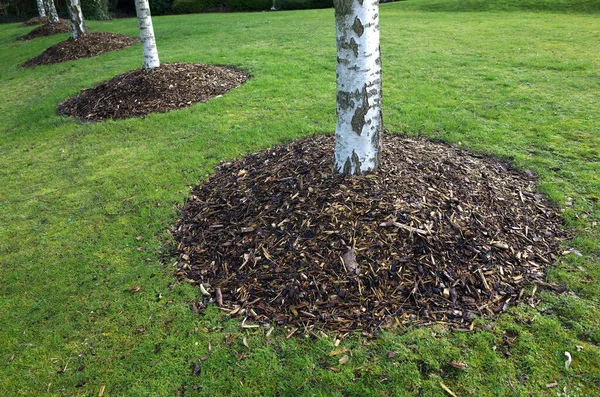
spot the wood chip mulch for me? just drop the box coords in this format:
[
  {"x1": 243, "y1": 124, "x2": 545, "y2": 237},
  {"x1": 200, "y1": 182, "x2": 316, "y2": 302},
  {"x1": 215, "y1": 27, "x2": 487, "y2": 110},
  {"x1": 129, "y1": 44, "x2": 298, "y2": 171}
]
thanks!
[
  {"x1": 22, "y1": 16, "x2": 49, "y2": 26},
  {"x1": 22, "y1": 32, "x2": 137, "y2": 67},
  {"x1": 18, "y1": 20, "x2": 71, "y2": 40},
  {"x1": 57, "y1": 62, "x2": 249, "y2": 121},
  {"x1": 171, "y1": 134, "x2": 568, "y2": 333}
]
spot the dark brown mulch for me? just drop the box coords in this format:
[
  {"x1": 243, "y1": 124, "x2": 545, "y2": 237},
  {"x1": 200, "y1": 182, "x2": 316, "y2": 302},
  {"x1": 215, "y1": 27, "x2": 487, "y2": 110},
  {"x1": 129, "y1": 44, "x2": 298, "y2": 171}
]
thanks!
[
  {"x1": 18, "y1": 20, "x2": 71, "y2": 40},
  {"x1": 57, "y1": 62, "x2": 249, "y2": 121},
  {"x1": 22, "y1": 16, "x2": 54, "y2": 27},
  {"x1": 172, "y1": 135, "x2": 567, "y2": 334},
  {"x1": 22, "y1": 32, "x2": 137, "y2": 67}
]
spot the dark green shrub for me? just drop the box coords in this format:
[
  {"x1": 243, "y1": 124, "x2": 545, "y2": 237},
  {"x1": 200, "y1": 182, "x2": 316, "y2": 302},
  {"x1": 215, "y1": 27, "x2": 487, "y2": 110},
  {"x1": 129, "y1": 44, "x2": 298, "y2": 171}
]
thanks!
[
  {"x1": 171, "y1": 0, "x2": 224, "y2": 13},
  {"x1": 275, "y1": 0, "x2": 310, "y2": 10},
  {"x1": 81, "y1": 0, "x2": 111, "y2": 20},
  {"x1": 149, "y1": 0, "x2": 171, "y2": 14},
  {"x1": 171, "y1": 0, "x2": 201, "y2": 13},
  {"x1": 311, "y1": 0, "x2": 332, "y2": 8},
  {"x1": 228, "y1": 0, "x2": 271, "y2": 11},
  {"x1": 274, "y1": 0, "x2": 332, "y2": 10}
]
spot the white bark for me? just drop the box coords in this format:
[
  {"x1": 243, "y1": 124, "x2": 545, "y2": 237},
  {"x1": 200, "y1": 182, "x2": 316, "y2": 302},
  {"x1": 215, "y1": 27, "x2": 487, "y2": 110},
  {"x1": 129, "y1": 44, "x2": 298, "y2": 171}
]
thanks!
[
  {"x1": 44, "y1": 0, "x2": 60, "y2": 23},
  {"x1": 333, "y1": 0, "x2": 383, "y2": 176},
  {"x1": 67, "y1": 0, "x2": 87, "y2": 39},
  {"x1": 37, "y1": 0, "x2": 47, "y2": 17},
  {"x1": 134, "y1": 0, "x2": 160, "y2": 70}
]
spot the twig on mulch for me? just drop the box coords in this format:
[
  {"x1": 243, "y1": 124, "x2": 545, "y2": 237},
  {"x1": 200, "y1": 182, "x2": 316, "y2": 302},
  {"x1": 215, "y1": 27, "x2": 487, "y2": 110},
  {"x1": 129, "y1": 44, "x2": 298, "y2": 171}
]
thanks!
[{"x1": 172, "y1": 135, "x2": 568, "y2": 333}]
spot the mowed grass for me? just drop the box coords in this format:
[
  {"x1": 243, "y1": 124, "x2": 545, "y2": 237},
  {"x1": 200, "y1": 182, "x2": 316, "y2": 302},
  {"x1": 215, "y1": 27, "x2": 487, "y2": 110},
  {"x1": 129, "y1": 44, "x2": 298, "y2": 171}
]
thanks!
[{"x1": 0, "y1": 0, "x2": 598, "y2": 395}]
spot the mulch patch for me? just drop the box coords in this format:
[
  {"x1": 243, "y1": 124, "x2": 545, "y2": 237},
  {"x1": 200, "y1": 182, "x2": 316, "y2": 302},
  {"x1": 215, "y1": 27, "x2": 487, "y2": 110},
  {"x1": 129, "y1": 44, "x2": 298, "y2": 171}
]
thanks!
[
  {"x1": 172, "y1": 134, "x2": 567, "y2": 334},
  {"x1": 18, "y1": 20, "x2": 71, "y2": 40},
  {"x1": 22, "y1": 32, "x2": 137, "y2": 67},
  {"x1": 57, "y1": 62, "x2": 249, "y2": 121},
  {"x1": 22, "y1": 16, "x2": 52, "y2": 27}
]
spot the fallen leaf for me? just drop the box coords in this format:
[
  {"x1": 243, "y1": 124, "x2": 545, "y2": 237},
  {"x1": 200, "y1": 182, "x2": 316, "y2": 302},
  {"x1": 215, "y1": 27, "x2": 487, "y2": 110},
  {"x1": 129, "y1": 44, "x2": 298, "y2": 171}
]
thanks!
[
  {"x1": 449, "y1": 361, "x2": 468, "y2": 370},
  {"x1": 199, "y1": 283, "x2": 210, "y2": 296},
  {"x1": 342, "y1": 248, "x2": 361, "y2": 275},
  {"x1": 129, "y1": 286, "x2": 141, "y2": 294},
  {"x1": 243, "y1": 336, "x2": 249, "y2": 348},
  {"x1": 192, "y1": 363, "x2": 201, "y2": 377},
  {"x1": 546, "y1": 382, "x2": 558, "y2": 388},
  {"x1": 338, "y1": 355, "x2": 349, "y2": 365},
  {"x1": 98, "y1": 385, "x2": 106, "y2": 397},
  {"x1": 387, "y1": 350, "x2": 397, "y2": 359},
  {"x1": 564, "y1": 351, "x2": 572, "y2": 369}
]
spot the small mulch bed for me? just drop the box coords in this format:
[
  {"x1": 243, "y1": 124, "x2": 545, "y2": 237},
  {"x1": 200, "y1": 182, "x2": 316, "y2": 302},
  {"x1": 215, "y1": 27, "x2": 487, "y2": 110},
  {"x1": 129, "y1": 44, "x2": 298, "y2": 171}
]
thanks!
[
  {"x1": 22, "y1": 16, "x2": 52, "y2": 27},
  {"x1": 22, "y1": 32, "x2": 137, "y2": 67},
  {"x1": 58, "y1": 62, "x2": 249, "y2": 121},
  {"x1": 18, "y1": 20, "x2": 71, "y2": 40},
  {"x1": 171, "y1": 134, "x2": 567, "y2": 334}
]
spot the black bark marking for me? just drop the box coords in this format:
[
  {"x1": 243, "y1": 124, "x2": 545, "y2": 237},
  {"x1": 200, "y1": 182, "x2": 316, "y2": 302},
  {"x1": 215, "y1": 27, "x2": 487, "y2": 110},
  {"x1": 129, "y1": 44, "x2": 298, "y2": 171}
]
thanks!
[
  {"x1": 370, "y1": 110, "x2": 383, "y2": 168},
  {"x1": 337, "y1": 90, "x2": 354, "y2": 111},
  {"x1": 349, "y1": 38, "x2": 359, "y2": 58},
  {"x1": 341, "y1": 150, "x2": 362, "y2": 176},
  {"x1": 351, "y1": 85, "x2": 369, "y2": 136},
  {"x1": 333, "y1": 0, "x2": 353, "y2": 17},
  {"x1": 352, "y1": 16, "x2": 364, "y2": 38}
]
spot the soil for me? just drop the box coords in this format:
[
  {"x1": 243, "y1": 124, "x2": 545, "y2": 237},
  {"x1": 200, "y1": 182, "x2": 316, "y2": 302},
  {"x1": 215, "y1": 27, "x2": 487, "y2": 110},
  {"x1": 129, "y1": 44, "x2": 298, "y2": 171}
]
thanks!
[
  {"x1": 58, "y1": 62, "x2": 250, "y2": 121},
  {"x1": 18, "y1": 20, "x2": 71, "y2": 40},
  {"x1": 22, "y1": 16, "x2": 52, "y2": 27},
  {"x1": 172, "y1": 134, "x2": 567, "y2": 333},
  {"x1": 22, "y1": 32, "x2": 137, "y2": 67}
]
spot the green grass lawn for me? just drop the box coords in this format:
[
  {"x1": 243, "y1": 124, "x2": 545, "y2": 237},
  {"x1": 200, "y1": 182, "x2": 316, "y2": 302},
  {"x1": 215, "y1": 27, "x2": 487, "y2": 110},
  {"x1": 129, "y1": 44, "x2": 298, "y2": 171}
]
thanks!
[{"x1": 0, "y1": 0, "x2": 599, "y2": 395}]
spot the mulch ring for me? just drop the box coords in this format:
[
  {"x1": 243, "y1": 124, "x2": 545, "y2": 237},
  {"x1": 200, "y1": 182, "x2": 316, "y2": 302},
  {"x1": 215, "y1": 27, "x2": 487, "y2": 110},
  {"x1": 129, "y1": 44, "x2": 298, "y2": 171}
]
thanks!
[
  {"x1": 22, "y1": 16, "x2": 52, "y2": 27},
  {"x1": 57, "y1": 62, "x2": 250, "y2": 121},
  {"x1": 18, "y1": 20, "x2": 71, "y2": 40},
  {"x1": 172, "y1": 134, "x2": 568, "y2": 334},
  {"x1": 23, "y1": 32, "x2": 137, "y2": 67}
]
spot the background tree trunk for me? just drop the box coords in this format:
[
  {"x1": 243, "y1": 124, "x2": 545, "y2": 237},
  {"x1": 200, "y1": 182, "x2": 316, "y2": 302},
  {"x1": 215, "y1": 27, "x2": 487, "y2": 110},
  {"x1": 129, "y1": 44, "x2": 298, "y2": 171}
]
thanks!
[
  {"x1": 67, "y1": 0, "x2": 88, "y2": 38},
  {"x1": 134, "y1": 0, "x2": 160, "y2": 70},
  {"x1": 333, "y1": 0, "x2": 383, "y2": 176},
  {"x1": 44, "y1": 0, "x2": 60, "y2": 23},
  {"x1": 36, "y1": 0, "x2": 47, "y2": 17}
]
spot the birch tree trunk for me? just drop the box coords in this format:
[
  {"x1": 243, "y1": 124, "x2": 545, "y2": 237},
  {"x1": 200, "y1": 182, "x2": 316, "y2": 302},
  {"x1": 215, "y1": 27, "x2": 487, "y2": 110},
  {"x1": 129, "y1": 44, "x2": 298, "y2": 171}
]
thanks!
[
  {"x1": 67, "y1": 0, "x2": 88, "y2": 39},
  {"x1": 37, "y1": 0, "x2": 47, "y2": 17},
  {"x1": 44, "y1": 0, "x2": 60, "y2": 23},
  {"x1": 134, "y1": 0, "x2": 160, "y2": 70},
  {"x1": 333, "y1": 0, "x2": 383, "y2": 176}
]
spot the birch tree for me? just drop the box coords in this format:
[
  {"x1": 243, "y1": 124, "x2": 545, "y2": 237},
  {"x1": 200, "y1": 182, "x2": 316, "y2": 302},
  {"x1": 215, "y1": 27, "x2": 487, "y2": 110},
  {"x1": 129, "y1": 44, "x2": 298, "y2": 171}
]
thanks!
[
  {"x1": 36, "y1": 0, "x2": 47, "y2": 18},
  {"x1": 134, "y1": 0, "x2": 160, "y2": 70},
  {"x1": 333, "y1": 0, "x2": 383, "y2": 176},
  {"x1": 43, "y1": 0, "x2": 60, "y2": 23},
  {"x1": 67, "y1": 0, "x2": 88, "y2": 38}
]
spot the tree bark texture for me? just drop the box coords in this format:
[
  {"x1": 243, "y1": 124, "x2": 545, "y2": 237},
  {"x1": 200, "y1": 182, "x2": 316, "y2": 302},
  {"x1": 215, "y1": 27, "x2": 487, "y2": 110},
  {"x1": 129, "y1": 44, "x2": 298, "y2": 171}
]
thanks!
[
  {"x1": 134, "y1": 0, "x2": 160, "y2": 70},
  {"x1": 333, "y1": 0, "x2": 383, "y2": 176},
  {"x1": 67, "y1": 0, "x2": 88, "y2": 39},
  {"x1": 44, "y1": 0, "x2": 60, "y2": 23},
  {"x1": 37, "y1": 0, "x2": 47, "y2": 17}
]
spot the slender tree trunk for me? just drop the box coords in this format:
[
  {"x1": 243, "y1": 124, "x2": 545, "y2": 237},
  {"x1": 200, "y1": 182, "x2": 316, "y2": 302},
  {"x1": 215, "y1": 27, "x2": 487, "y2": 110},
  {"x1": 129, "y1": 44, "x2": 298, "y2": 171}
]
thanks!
[
  {"x1": 67, "y1": 0, "x2": 88, "y2": 39},
  {"x1": 333, "y1": 0, "x2": 383, "y2": 176},
  {"x1": 44, "y1": 0, "x2": 60, "y2": 23},
  {"x1": 37, "y1": 0, "x2": 47, "y2": 17},
  {"x1": 134, "y1": 0, "x2": 160, "y2": 70}
]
